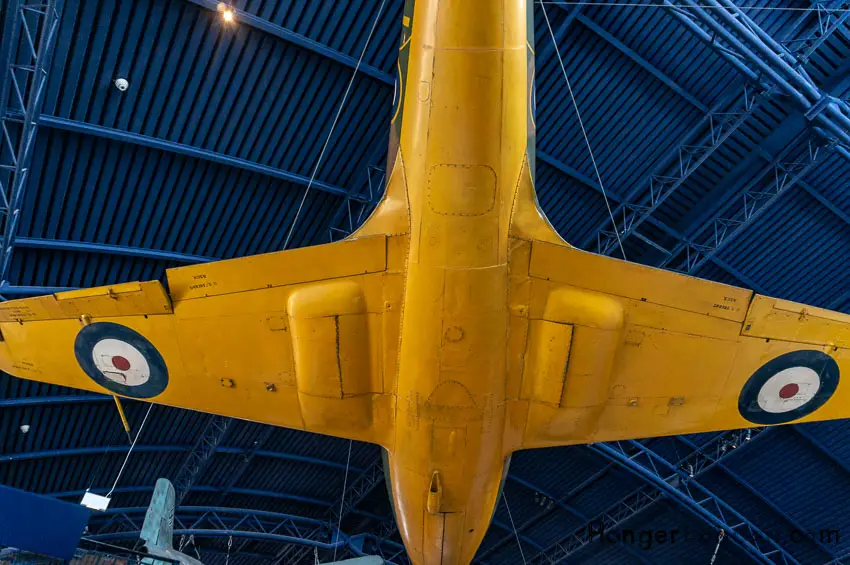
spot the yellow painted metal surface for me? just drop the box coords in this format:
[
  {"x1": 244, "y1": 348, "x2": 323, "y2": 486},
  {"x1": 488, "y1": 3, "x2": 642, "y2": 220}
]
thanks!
[{"x1": 1, "y1": 1, "x2": 850, "y2": 563}]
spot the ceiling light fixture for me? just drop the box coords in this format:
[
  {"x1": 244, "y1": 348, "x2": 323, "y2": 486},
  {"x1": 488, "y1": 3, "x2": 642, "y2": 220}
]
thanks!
[{"x1": 217, "y1": 2, "x2": 235, "y2": 23}]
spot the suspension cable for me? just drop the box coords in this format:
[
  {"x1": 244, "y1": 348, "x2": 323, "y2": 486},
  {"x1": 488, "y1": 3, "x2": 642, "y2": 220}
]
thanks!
[
  {"x1": 283, "y1": 0, "x2": 388, "y2": 250},
  {"x1": 710, "y1": 529, "x2": 726, "y2": 564},
  {"x1": 539, "y1": 1, "x2": 627, "y2": 260},
  {"x1": 503, "y1": 491, "x2": 528, "y2": 565},
  {"x1": 106, "y1": 403, "x2": 154, "y2": 498},
  {"x1": 332, "y1": 439, "x2": 354, "y2": 562}
]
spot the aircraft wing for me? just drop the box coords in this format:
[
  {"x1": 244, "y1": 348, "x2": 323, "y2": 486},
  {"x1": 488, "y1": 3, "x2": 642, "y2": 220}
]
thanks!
[
  {"x1": 0, "y1": 235, "x2": 405, "y2": 447},
  {"x1": 510, "y1": 239, "x2": 850, "y2": 449}
]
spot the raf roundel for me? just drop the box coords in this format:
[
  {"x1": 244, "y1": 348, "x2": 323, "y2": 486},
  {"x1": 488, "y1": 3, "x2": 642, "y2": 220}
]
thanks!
[
  {"x1": 74, "y1": 322, "x2": 169, "y2": 398},
  {"x1": 739, "y1": 350, "x2": 839, "y2": 425}
]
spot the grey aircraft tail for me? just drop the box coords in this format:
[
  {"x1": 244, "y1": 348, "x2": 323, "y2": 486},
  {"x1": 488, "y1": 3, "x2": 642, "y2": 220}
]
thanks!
[
  {"x1": 140, "y1": 478, "x2": 204, "y2": 565},
  {"x1": 141, "y1": 478, "x2": 176, "y2": 551}
]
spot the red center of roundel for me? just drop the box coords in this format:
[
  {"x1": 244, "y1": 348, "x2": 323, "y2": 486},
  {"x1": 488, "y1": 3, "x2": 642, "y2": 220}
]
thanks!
[
  {"x1": 779, "y1": 383, "x2": 799, "y2": 399},
  {"x1": 111, "y1": 355, "x2": 131, "y2": 371}
]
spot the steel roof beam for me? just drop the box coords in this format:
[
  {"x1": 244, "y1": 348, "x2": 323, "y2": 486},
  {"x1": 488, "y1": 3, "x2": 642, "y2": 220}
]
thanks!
[
  {"x1": 0, "y1": 394, "x2": 108, "y2": 407},
  {"x1": 590, "y1": 439, "x2": 801, "y2": 565},
  {"x1": 0, "y1": 284, "x2": 76, "y2": 295},
  {"x1": 526, "y1": 429, "x2": 769, "y2": 565},
  {"x1": 792, "y1": 426, "x2": 850, "y2": 478},
  {"x1": 0, "y1": 0, "x2": 63, "y2": 287},
  {"x1": 592, "y1": 1, "x2": 850, "y2": 264},
  {"x1": 85, "y1": 505, "x2": 407, "y2": 564},
  {"x1": 19, "y1": 113, "x2": 366, "y2": 202},
  {"x1": 473, "y1": 463, "x2": 618, "y2": 563},
  {"x1": 184, "y1": 0, "x2": 394, "y2": 87},
  {"x1": 89, "y1": 505, "x2": 326, "y2": 526},
  {"x1": 538, "y1": 150, "x2": 614, "y2": 199},
  {"x1": 667, "y1": 0, "x2": 850, "y2": 147},
  {"x1": 679, "y1": 437, "x2": 837, "y2": 561},
  {"x1": 173, "y1": 414, "x2": 233, "y2": 505},
  {"x1": 537, "y1": 149, "x2": 742, "y2": 270},
  {"x1": 506, "y1": 475, "x2": 590, "y2": 523},
  {"x1": 574, "y1": 14, "x2": 709, "y2": 113},
  {"x1": 580, "y1": 1, "x2": 850, "y2": 263},
  {"x1": 582, "y1": 85, "x2": 757, "y2": 255},
  {"x1": 325, "y1": 142, "x2": 387, "y2": 243},
  {"x1": 536, "y1": 2, "x2": 583, "y2": 63},
  {"x1": 500, "y1": 475, "x2": 656, "y2": 565},
  {"x1": 89, "y1": 528, "x2": 346, "y2": 549},
  {"x1": 645, "y1": 58, "x2": 850, "y2": 272},
  {"x1": 15, "y1": 236, "x2": 214, "y2": 264},
  {"x1": 659, "y1": 138, "x2": 829, "y2": 274},
  {"x1": 1, "y1": 443, "x2": 365, "y2": 472},
  {"x1": 796, "y1": 180, "x2": 850, "y2": 228},
  {"x1": 707, "y1": 255, "x2": 768, "y2": 294},
  {"x1": 53, "y1": 484, "x2": 331, "y2": 509},
  {"x1": 216, "y1": 425, "x2": 276, "y2": 504}
]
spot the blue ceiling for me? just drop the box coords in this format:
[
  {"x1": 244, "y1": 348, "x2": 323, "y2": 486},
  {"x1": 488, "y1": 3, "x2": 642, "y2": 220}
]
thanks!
[{"x1": 1, "y1": 0, "x2": 850, "y2": 564}]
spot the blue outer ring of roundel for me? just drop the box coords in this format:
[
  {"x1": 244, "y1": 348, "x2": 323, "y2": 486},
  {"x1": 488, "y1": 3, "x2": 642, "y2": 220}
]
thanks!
[
  {"x1": 738, "y1": 349, "x2": 839, "y2": 425},
  {"x1": 74, "y1": 322, "x2": 169, "y2": 399}
]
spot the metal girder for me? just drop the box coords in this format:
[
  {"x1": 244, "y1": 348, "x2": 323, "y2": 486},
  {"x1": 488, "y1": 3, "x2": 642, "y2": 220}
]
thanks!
[
  {"x1": 0, "y1": 0, "x2": 62, "y2": 286},
  {"x1": 329, "y1": 458, "x2": 386, "y2": 530},
  {"x1": 0, "y1": 284, "x2": 76, "y2": 295},
  {"x1": 780, "y1": 2, "x2": 850, "y2": 63},
  {"x1": 473, "y1": 463, "x2": 617, "y2": 563},
  {"x1": 793, "y1": 426, "x2": 850, "y2": 478},
  {"x1": 23, "y1": 113, "x2": 366, "y2": 201},
  {"x1": 537, "y1": 148, "x2": 741, "y2": 268},
  {"x1": 583, "y1": 85, "x2": 758, "y2": 255},
  {"x1": 708, "y1": 255, "x2": 768, "y2": 294},
  {"x1": 507, "y1": 476, "x2": 587, "y2": 522},
  {"x1": 677, "y1": 436, "x2": 838, "y2": 561},
  {"x1": 173, "y1": 415, "x2": 233, "y2": 505},
  {"x1": 591, "y1": 440, "x2": 801, "y2": 565},
  {"x1": 501, "y1": 475, "x2": 656, "y2": 565},
  {"x1": 536, "y1": 3, "x2": 583, "y2": 63},
  {"x1": 184, "y1": 0, "x2": 394, "y2": 87},
  {"x1": 797, "y1": 179, "x2": 850, "y2": 228},
  {"x1": 0, "y1": 393, "x2": 108, "y2": 407},
  {"x1": 326, "y1": 143, "x2": 386, "y2": 243},
  {"x1": 635, "y1": 57, "x2": 850, "y2": 271},
  {"x1": 525, "y1": 429, "x2": 769, "y2": 565},
  {"x1": 1, "y1": 442, "x2": 365, "y2": 472},
  {"x1": 665, "y1": 0, "x2": 850, "y2": 147},
  {"x1": 573, "y1": 13, "x2": 708, "y2": 113},
  {"x1": 51, "y1": 484, "x2": 333, "y2": 509},
  {"x1": 584, "y1": 0, "x2": 850, "y2": 256},
  {"x1": 550, "y1": 4, "x2": 707, "y2": 112},
  {"x1": 660, "y1": 138, "x2": 831, "y2": 274},
  {"x1": 538, "y1": 149, "x2": 611, "y2": 198},
  {"x1": 15, "y1": 236, "x2": 214, "y2": 264},
  {"x1": 216, "y1": 427, "x2": 282, "y2": 560},
  {"x1": 85, "y1": 506, "x2": 347, "y2": 552},
  {"x1": 216, "y1": 425, "x2": 277, "y2": 505},
  {"x1": 283, "y1": 457, "x2": 390, "y2": 564}
]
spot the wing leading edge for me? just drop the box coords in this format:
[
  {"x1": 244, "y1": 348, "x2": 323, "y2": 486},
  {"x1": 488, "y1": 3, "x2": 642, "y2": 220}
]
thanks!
[
  {"x1": 507, "y1": 239, "x2": 850, "y2": 450},
  {"x1": 0, "y1": 235, "x2": 406, "y2": 447}
]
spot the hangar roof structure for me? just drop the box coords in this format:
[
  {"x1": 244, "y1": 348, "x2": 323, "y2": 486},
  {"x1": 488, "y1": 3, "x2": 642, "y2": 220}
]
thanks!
[{"x1": 1, "y1": 0, "x2": 850, "y2": 564}]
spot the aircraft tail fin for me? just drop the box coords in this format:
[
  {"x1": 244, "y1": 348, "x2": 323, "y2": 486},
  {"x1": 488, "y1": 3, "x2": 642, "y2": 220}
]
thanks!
[{"x1": 141, "y1": 478, "x2": 176, "y2": 550}]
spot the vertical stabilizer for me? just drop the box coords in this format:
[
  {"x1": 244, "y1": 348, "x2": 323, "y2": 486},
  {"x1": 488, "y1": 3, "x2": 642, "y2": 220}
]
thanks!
[{"x1": 141, "y1": 478, "x2": 176, "y2": 550}]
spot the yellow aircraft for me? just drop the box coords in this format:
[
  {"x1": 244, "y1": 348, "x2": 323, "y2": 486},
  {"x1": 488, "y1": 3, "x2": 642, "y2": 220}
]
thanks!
[{"x1": 1, "y1": 0, "x2": 849, "y2": 563}]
